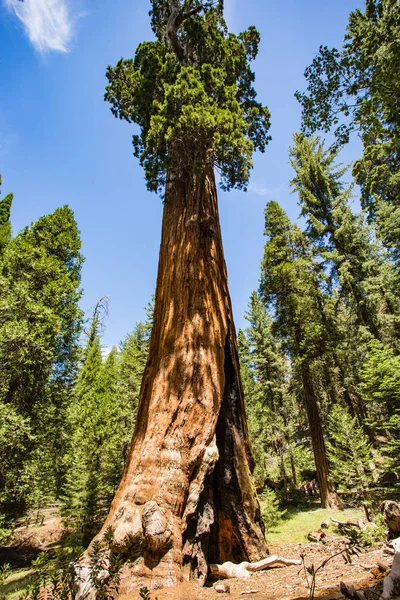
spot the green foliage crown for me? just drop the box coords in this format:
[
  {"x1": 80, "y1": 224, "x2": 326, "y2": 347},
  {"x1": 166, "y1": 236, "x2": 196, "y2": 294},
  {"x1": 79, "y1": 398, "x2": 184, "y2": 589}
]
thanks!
[{"x1": 105, "y1": 0, "x2": 270, "y2": 194}]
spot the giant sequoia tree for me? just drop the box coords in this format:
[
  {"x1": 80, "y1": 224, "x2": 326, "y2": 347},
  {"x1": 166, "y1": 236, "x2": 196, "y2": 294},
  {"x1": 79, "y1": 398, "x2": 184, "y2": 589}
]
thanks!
[{"x1": 75, "y1": 1, "x2": 270, "y2": 595}]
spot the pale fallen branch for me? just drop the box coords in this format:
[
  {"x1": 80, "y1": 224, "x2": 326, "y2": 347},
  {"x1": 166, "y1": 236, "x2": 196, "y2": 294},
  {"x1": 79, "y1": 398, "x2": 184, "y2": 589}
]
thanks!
[
  {"x1": 209, "y1": 555, "x2": 302, "y2": 579},
  {"x1": 331, "y1": 518, "x2": 362, "y2": 528}
]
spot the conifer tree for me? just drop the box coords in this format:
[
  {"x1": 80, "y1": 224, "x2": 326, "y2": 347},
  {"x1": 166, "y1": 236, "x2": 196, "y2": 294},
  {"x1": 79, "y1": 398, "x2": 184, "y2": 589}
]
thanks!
[
  {"x1": 260, "y1": 201, "x2": 338, "y2": 508},
  {"x1": 238, "y1": 323, "x2": 274, "y2": 486},
  {"x1": 289, "y1": 133, "x2": 400, "y2": 345},
  {"x1": 326, "y1": 404, "x2": 374, "y2": 490},
  {"x1": 63, "y1": 340, "x2": 127, "y2": 539},
  {"x1": 360, "y1": 340, "x2": 400, "y2": 468},
  {"x1": 240, "y1": 291, "x2": 301, "y2": 487},
  {"x1": 64, "y1": 336, "x2": 105, "y2": 534},
  {"x1": 101, "y1": 347, "x2": 134, "y2": 498},
  {"x1": 118, "y1": 321, "x2": 151, "y2": 430},
  {"x1": 64, "y1": 308, "x2": 152, "y2": 540},
  {"x1": 289, "y1": 133, "x2": 400, "y2": 440},
  {"x1": 0, "y1": 175, "x2": 12, "y2": 254},
  {"x1": 0, "y1": 206, "x2": 83, "y2": 518},
  {"x1": 77, "y1": 0, "x2": 271, "y2": 590},
  {"x1": 295, "y1": 0, "x2": 400, "y2": 261}
]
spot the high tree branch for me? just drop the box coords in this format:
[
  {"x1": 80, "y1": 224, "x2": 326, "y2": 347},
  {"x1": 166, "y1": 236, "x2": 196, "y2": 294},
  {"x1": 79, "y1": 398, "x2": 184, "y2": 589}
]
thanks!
[{"x1": 165, "y1": 0, "x2": 204, "y2": 63}]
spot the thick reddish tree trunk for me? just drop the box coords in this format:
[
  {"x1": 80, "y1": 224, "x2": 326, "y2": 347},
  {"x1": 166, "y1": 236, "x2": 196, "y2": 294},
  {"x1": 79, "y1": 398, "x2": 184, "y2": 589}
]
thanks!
[{"x1": 75, "y1": 170, "x2": 267, "y2": 597}]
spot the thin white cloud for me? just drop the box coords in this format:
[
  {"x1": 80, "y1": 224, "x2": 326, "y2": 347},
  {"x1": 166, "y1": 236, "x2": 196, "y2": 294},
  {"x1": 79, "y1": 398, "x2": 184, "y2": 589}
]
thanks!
[
  {"x1": 5, "y1": 0, "x2": 76, "y2": 53},
  {"x1": 248, "y1": 182, "x2": 288, "y2": 199}
]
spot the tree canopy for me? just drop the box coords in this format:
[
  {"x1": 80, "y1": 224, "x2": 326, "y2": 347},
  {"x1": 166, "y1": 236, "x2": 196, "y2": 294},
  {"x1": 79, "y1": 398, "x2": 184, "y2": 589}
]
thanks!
[
  {"x1": 105, "y1": 0, "x2": 270, "y2": 193},
  {"x1": 295, "y1": 0, "x2": 400, "y2": 230},
  {"x1": 0, "y1": 175, "x2": 12, "y2": 253}
]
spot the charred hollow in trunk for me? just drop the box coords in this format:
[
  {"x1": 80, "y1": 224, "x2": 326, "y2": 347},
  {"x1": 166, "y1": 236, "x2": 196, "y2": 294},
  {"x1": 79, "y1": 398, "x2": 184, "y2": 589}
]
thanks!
[{"x1": 74, "y1": 170, "x2": 267, "y2": 597}]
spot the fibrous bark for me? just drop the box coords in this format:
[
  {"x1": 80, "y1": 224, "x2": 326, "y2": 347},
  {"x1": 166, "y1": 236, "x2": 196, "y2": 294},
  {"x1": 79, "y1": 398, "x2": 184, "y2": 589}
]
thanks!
[
  {"x1": 381, "y1": 501, "x2": 400, "y2": 539},
  {"x1": 74, "y1": 170, "x2": 267, "y2": 597},
  {"x1": 301, "y1": 363, "x2": 338, "y2": 509}
]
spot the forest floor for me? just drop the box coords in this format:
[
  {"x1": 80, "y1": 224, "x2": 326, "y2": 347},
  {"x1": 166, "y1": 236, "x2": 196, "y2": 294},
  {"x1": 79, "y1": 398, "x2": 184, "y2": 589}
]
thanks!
[
  {"x1": 0, "y1": 495, "x2": 398, "y2": 599},
  {"x1": 133, "y1": 542, "x2": 388, "y2": 600}
]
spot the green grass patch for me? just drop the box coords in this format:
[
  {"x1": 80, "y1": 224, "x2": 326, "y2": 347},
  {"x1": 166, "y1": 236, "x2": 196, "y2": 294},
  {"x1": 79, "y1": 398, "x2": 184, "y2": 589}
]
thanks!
[
  {"x1": 265, "y1": 504, "x2": 363, "y2": 545},
  {"x1": 0, "y1": 567, "x2": 35, "y2": 599}
]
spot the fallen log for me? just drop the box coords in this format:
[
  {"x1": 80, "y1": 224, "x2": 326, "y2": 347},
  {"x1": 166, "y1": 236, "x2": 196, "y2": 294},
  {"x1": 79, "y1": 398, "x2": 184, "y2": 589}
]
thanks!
[
  {"x1": 331, "y1": 518, "x2": 362, "y2": 528},
  {"x1": 209, "y1": 555, "x2": 302, "y2": 579},
  {"x1": 307, "y1": 530, "x2": 326, "y2": 543}
]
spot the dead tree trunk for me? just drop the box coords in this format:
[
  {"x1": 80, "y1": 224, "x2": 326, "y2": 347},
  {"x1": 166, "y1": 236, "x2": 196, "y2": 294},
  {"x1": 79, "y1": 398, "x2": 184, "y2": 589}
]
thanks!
[
  {"x1": 75, "y1": 170, "x2": 267, "y2": 596},
  {"x1": 301, "y1": 363, "x2": 338, "y2": 509}
]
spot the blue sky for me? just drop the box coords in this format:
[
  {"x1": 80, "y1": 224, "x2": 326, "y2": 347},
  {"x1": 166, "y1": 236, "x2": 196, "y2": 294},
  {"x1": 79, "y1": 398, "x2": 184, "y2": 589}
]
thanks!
[{"x1": 0, "y1": 0, "x2": 363, "y2": 348}]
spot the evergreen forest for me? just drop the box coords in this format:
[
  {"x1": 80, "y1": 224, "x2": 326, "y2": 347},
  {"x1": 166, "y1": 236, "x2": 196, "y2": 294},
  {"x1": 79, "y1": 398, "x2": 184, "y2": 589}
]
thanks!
[{"x1": 1, "y1": 0, "x2": 400, "y2": 598}]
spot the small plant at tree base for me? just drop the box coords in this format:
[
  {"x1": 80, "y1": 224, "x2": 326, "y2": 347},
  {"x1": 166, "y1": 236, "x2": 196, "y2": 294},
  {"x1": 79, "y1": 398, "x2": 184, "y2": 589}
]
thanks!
[
  {"x1": 301, "y1": 546, "x2": 357, "y2": 600},
  {"x1": 346, "y1": 514, "x2": 386, "y2": 548},
  {"x1": 26, "y1": 547, "x2": 83, "y2": 600},
  {"x1": 25, "y1": 527, "x2": 121, "y2": 599},
  {"x1": 0, "y1": 564, "x2": 10, "y2": 586},
  {"x1": 0, "y1": 563, "x2": 11, "y2": 600},
  {"x1": 0, "y1": 514, "x2": 14, "y2": 546},
  {"x1": 88, "y1": 527, "x2": 122, "y2": 600}
]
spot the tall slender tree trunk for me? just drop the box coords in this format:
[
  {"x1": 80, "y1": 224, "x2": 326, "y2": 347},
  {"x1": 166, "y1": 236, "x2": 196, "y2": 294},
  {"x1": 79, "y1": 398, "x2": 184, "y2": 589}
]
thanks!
[
  {"x1": 289, "y1": 448, "x2": 297, "y2": 488},
  {"x1": 75, "y1": 170, "x2": 267, "y2": 597},
  {"x1": 301, "y1": 363, "x2": 338, "y2": 509}
]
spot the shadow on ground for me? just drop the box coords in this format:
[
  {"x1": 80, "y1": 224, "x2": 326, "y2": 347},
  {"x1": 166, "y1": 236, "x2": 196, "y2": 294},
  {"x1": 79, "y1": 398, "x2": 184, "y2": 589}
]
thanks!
[{"x1": 0, "y1": 544, "x2": 41, "y2": 569}]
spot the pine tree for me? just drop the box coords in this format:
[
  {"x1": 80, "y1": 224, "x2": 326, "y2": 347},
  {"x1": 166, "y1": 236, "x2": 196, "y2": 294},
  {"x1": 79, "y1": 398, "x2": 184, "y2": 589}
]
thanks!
[
  {"x1": 63, "y1": 307, "x2": 152, "y2": 541},
  {"x1": 289, "y1": 133, "x2": 400, "y2": 346},
  {"x1": 295, "y1": 0, "x2": 400, "y2": 261},
  {"x1": 63, "y1": 337, "x2": 110, "y2": 536},
  {"x1": 260, "y1": 201, "x2": 338, "y2": 508},
  {"x1": 118, "y1": 321, "x2": 151, "y2": 431},
  {"x1": 0, "y1": 175, "x2": 12, "y2": 254},
  {"x1": 0, "y1": 403, "x2": 31, "y2": 521},
  {"x1": 240, "y1": 291, "x2": 301, "y2": 488},
  {"x1": 289, "y1": 133, "x2": 400, "y2": 441},
  {"x1": 238, "y1": 326, "x2": 272, "y2": 485},
  {"x1": 0, "y1": 206, "x2": 83, "y2": 518},
  {"x1": 101, "y1": 348, "x2": 132, "y2": 499},
  {"x1": 360, "y1": 339, "x2": 400, "y2": 469},
  {"x1": 326, "y1": 404, "x2": 375, "y2": 490}
]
